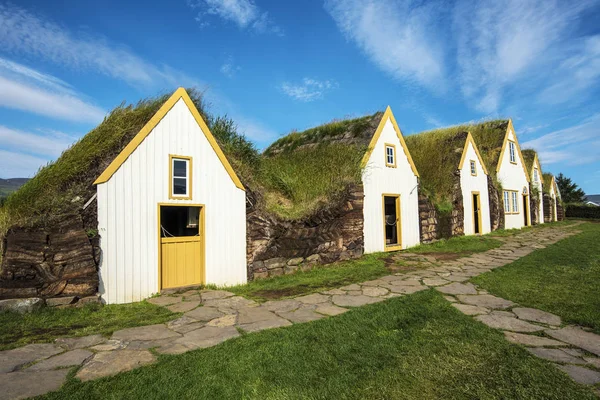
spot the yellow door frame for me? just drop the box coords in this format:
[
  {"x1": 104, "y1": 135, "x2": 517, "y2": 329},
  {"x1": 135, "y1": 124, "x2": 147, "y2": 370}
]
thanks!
[
  {"x1": 157, "y1": 203, "x2": 206, "y2": 291},
  {"x1": 522, "y1": 194, "x2": 531, "y2": 226},
  {"x1": 472, "y1": 191, "x2": 482, "y2": 235},
  {"x1": 382, "y1": 194, "x2": 402, "y2": 251}
]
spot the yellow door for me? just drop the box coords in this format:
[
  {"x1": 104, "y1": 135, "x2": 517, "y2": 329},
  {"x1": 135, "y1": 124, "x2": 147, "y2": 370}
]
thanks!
[{"x1": 159, "y1": 204, "x2": 205, "y2": 290}]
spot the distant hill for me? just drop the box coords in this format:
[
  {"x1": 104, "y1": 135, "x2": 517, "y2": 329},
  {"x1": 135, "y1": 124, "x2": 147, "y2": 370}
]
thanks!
[{"x1": 0, "y1": 178, "x2": 30, "y2": 200}]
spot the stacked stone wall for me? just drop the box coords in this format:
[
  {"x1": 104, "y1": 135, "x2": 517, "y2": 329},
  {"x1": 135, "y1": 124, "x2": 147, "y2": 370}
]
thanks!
[
  {"x1": 488, "y1": 177, "x2": 504, "y2": 231},
  {"x1": 418, "y1": 193, "x2": 437, "y2": 243}
]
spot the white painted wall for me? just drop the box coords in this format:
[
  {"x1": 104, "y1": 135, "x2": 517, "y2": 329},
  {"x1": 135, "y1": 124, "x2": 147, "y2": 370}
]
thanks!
[
  {"x1": 363, "y1": 117, "x2": 420, "y2": 252},
  {"x1": 497, "y1": 128, "x2": 530, "y2": 229},
  {"x1": 531, "y1": 164, "x2": 544, "y2": 224},
  {"x1": 461, "y1": 142, "x2": 491, "y2": 235},
  {"x1": 548, "y1": 180, "x2": 558, "y2": 221},
  {"x1": 97, "y1": 98, "x2": 247, "y2": 304}
]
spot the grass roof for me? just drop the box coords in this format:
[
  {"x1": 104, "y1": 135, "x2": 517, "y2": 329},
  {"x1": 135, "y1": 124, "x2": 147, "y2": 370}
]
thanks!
[
  {"x1": 521, "y1": 149, "x2": 538, "y2": 176},
  {"x1": 542, "y1": 173, "x2": 554, "y2": 194},
  {"x1": 264, "y1": 112, "x2": 382, "y2": 156},
  {"x1": 405, "y1": 129, "x2": 469, "y2": 206}
]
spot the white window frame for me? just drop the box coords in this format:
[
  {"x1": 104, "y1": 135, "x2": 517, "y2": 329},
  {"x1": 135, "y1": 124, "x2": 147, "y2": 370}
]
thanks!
[
  {"x1": 533, "y1": 168, "x2": 539, "y2": 183},
  {"x1": 512, "y1": 191, "x2": 519, "y2": 213},
  {"x1": 509, "y1": 141, "x2": 516, "y2": 164},
  {"x1": 470, "y1": 160, "x2": 477, "y2": 176},
  {"x1": 170, "y1": 155, "x2": 192, "y2": 200},
  {"x1": 504, "y1": 191, "x2": 510, "y2": 213},
  {"x1": 385, "y1": 144, "x2": 396, "y2": 168}
]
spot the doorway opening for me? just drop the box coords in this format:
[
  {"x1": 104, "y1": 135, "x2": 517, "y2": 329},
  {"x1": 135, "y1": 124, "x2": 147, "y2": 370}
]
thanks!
[
  {"x1": 158, "y1": 204, "x2": 204, "y2": 290},
  {"x1": 522, "y1": 195, "x2": 530, "y2": 226},
  {"x1": 472, "y1": 192, "x2": 481, "y2": 234},
  {"x1": 383, "y1": 195, "x2": 401, "y2": 251}
]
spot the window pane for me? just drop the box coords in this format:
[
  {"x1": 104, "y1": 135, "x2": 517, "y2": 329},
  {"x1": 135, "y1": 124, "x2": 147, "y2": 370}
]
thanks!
[
  {"x1": 173, "y1": 159, "x2": 187, "y2": 177},
  {"x1": 173, "y1": 178, "x2": 187, "y2": 195}
]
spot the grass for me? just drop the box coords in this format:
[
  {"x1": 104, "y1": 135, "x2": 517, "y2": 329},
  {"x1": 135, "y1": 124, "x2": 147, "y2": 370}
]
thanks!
[
  {"x1": 473, "y1": 221, "x2": 600, "y2": 333},
  {"x1": 0, "y1": 302, "x2": 177, "y2": 351},
  {"x1": 228, "y1": 254, "x2": 389, "y2": 301},
  {"x1": 258, "y1": 143, "x2": 365, "y2": 219},
  {"x1": 40, "y1": 290, "x2": 595, "y2": 400},
  {"x1": 409, "y1": 234, "x2": 503, "y2": 255}
]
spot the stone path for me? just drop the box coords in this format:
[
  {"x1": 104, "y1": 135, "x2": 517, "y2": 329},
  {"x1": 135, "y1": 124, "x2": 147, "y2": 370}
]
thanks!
[{"x1": 1, "y1": 222, "x2": 599, "y2": 399}]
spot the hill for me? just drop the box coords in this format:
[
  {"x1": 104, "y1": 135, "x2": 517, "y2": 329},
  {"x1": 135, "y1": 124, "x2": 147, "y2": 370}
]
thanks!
[{"x1": 0, "y1": 178, "x2": 30, "y2": 200}]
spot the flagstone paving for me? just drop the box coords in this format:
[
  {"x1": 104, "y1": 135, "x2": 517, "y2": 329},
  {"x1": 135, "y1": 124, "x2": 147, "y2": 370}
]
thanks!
[{"x1": 2, "y1": 222, "x2": 599, "y2": 398}]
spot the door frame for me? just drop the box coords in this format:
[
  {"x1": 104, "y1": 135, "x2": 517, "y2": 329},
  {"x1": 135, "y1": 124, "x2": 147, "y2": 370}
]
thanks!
[
  {"x1": 472, "y1": 191, "x2": 482, "y2": 235},
  {"x1": 157, "y1": 202, "x2": 206, "y2": 291},
  {"x1": 522, "y1": 194, "x2": 531, "y2": 226},
  {"x1": 382, "y1": 194, "x2": 402, "y2": 251}
]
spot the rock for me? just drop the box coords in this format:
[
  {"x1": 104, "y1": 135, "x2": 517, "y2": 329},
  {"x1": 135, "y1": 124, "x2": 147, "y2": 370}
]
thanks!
[
  {"x1": 111, "y1": 324, "x2": 181, "y2": 341},
  {"x1": 443, "y1": 295, "x2": 457, "y2": 303},
  {"x1": 0, "y1": 343, "x2": 63, "y2": 373},
  {"x1": 55, "y1": 334, "x2": 106, "y2": 350},
  {"x1": 158, "y1": 326, "x2": 240, "y2": 355},
  {"x1": 184, "y1": 307, "x2": 224, "y2": 322},
  {"x1": 46, "y1": 296, "x2": 77, "y2": 307},
  {"x1": 206, "y1": 314, "x2": 237, "y2": 327},
  {"x1": 296, "y1": 293, "x2": 330, "y2": 304},
  {"x1": 332, "y1": 295, "x2": 382, "y2": 307},
  {"x1": 456, "y1": 294, "x2": 515, "y2": 310},
  {"x1": 184, "y1": 294, "x2": 201, "y2": 302},
  {"x1": 202, "y1": 296, "x2": 257, "y2": 311},
  {"x1": 361, "y1": 287, "x2": 388, "y2": 297},
  {"x1": 236, "y1": 307, "x2": 292, "y2": 332},
  {"x1": 321, "y1": 289, "x2": 346, "y2": 295},
  {"x1": 200, "y1": 290, "x2": 235, "y2": 301},
  {"x1": 278, "y1": 308, "x2": 325, "y2": 323},
  {"x1": 167, "y1": 301, "x2": 201, "y2": 313},
  {"x1": 0, "y1": 297, "x2": 44, "y2": 314},
  {"x1": 436, "y1": 283, "x2": 478, "y2": 295},
  {"x1": 422, "y1": 278, "x2": 449, "y2": 287},
  {"x1": 387, "y1": 284, "x2": 427, "y2": 295},
  {"x1": 452, "y1": 303, "x2": 489, "y2": 316},
  {"x1": 503, "y1": 332, "x2": 565, "y2": 347},
  {"x1": 512, "y1": 307, "x2": 562, "y2": 326},
  {"x1": 545, "y1": 326, "x2": 600, "y2": 356},
  {"x1": 340, "y1": 284, "x2": 361, "y2": 291},
  {"x1": 28, "y1": 349, "x2": 93, "y2": 371},
  {"x1": 557, "y1": 365, "x2": 600, "y2": 385},
  {"x1": 315, "y1": 304, "x2": 349, "y2": 316},
  {"x1": 125, "y1": 338, "x2": 176, "y2": 350},
  {"x1": 346, "y1": 290, "x2": 362, "y2": 296},
  {"x1": 264, "y1": 258, "x2": 287, "y2": 269},
  {"x1": 584, "y1": 357, "x2": 600, "y2": 368},
  {"x1": 261, "y1": 299, "x2": 301, "y2": 313},
  {"x1": 90, "y1": 340, "x2": 127, "y2": 351},
  {"x1": 76, "y1": 295, "x2": 101, "y2": 306},
  {"x1": 306, "y1": 254, "x2": 320, "y2": 262},
  {"x1": 167, "y1": 316, "x2": 199, "y2": 330},
  {"x1": 76, "y1": 350, "x2": 156, "y2": 382},
  {"x1": 287, "y1": 257, "x2": 304, "y2": 266},
  {"x1": 0, "y1": 369, "x2": 69, "y2": 399},
  {"x1": 475, "y1": 314, "x2": 544, "y2": 333},
  {"x1": 526, "y1": 348, "x2": 586, "y2": 364},
  {"x1": 443, "y1": 274, "x2": 470, "y2": 283},
  {"x1": 147, "y1": 296, "x2": 182, "y2": 306},
  {"x1": 490, "y1": 310, "x2": 516, "y2": 318}
]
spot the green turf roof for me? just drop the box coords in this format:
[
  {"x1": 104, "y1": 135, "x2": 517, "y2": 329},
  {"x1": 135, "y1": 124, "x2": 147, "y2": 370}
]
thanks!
[
  {"x1": 264, "y1": 111, "x2": 383, "y2": 156},
  {"x1": 405, "y1": 129, "x2": 470, "y2": 205},
  {"x1": 542, "y1": 173, "x2": 555, "y2": 194},
  {"x1": 521, "y1": 149, "x2": 540, "y2": 178}
]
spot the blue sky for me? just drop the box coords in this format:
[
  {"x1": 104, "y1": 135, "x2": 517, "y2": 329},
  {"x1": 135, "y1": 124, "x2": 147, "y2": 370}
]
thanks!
[{"x1": 0, "y1": 0, "x2": 599, "y2": 193}]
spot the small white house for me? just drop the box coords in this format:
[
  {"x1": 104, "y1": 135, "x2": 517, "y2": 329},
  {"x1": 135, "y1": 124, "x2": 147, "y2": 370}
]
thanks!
[
  {"x1": 94, "y1": 88, "x2": 247, "y2": 304},
  {"x1": 496, "y1": 120, "x2": 531, "y2": 229},
  {"x1": 544, "y1": 174, "x2": 559, "y2": 222},
  {"x1": 362, "y1": 107, "x2": 421, "y2": 252},
  {"x1": 523, "y1": 150, "x2": 545, "y2": 224}
]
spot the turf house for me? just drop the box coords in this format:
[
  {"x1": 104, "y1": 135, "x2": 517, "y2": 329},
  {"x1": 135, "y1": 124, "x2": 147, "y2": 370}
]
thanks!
[
  {"x1": 521, "y1": 149, "x2": 545, "y2": 225},
  {"x1": 543, "y1": 173, "x2": 564, "y2": 222},
  {"x1": 405, "y1": 130, "x2": 491, "y2": 238}
]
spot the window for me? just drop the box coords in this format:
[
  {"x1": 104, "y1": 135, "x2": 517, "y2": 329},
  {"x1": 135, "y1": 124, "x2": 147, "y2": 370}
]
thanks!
[
  {"x1": 470, "y1": 160, "x2": 477, "y2": 176},
  {"x1": 512, "y1": 191, "x2": 519, "y2": 213},
  {"x1": 385, "y1": 144, "x2": 396, "y2": 168},
  {"x1": 504, "y1": 190, "x2": 521, "y2": 214},
  {"x1": 169, "y1": 155, "x2": 192, "y2": 199},
  {"x1": 533, "y1": 168, "x2": 539, "y2": 182},
  {"x1": 504, "y1": 191, "x2": 510, "y2": 213},
  {"x1": 509, "y1": 141, "x2": 516, "y2": 163}
]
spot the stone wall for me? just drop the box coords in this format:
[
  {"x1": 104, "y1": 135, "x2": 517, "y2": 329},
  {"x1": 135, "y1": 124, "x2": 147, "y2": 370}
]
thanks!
[
  {"x1": 529, "y1": 185, "x2": 541, "y2": 225},
  {"x1": 0, "y1": 214, "x2": 98, "y2": 300},
  {"x1": 557, "y1": 203, "x2": 565, "y2": 221},
  {"x1": 419, "y1": 172, "x2": 464, "y2": 241},
  {"x1": 246, "y1": 185, "x2": 364, "y2": 280},
  {"x1": 488, "y1": 177, "x2": 504, "y2": 231},
  {"x1": 418, "y1": 193, "x2": 437, "y2": 243},
  {"x1": 543, "y1": 193, "x2": 553, "y2": 222}
]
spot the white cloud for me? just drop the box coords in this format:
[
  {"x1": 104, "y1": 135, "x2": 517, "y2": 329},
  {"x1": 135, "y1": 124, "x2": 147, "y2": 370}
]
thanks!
[
  {"x1": 0, "y1": 58, "x2": 105, "y2": 123},
  {"x1": 220, "y1": 56, "x2": 240, "y2": 78},
  {"x1": 522, "y1": 114, "x2": 600, "y2": 166},
  {"x1": 324, "y1": 0, "x2": 445, "y2": 89},
  {"x1": 0, "y1": 4, "x2": 198, "y2": 88},
  {"x1": 0, "y1": 149, "x2": 48, "y2": 178},
  {"x1": 0, "y1": 125, "x2": 74, "y2": 158},
  {"x1": 187, "y1": 0, "x2": 282, "y2": 35},
  {"x1": 280, "y1": 78, "x2": 338, "y2": 102}
]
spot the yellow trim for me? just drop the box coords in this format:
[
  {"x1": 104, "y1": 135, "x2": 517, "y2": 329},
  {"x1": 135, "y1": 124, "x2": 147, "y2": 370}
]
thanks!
[
  {"x1": 161, "y1": 236, "x2": 200, "y2": 243},
  {"x1": 503, "y1": 190, "x2": 522, "y2": 215},
  {"x1": 522, "y1": 193, "x2": 531, "y2": 226},
  {"x1": 384, "y1": 143, "x2": 397, "y2": 168},
  {"x1": 382, "y1": 193, "x2": 402, "y2": 251},
  {"x1": 169, "y1": 155, "x2": 193, "y2": 200},
  {"x1": 361, "y1": 106, "x2": 419, "y2": 177},
  {"x1": 471, "y1": 191, "x2": 482, "y2": 235},
  {"x1": 458, "y1": 132, "x2": 489, "y2": 175},
  {"x1": 94, "y1": 87, "x2": 245, "y2": 191},
  {"x1": 157, "y1": 203, "x2": 206, "y2": 291},
  {"x1": 508, "y1": 141, "x2": 518, "y2": 164},
  {"x1": 496, "y1": 119, "x2": 530, "y2": 182}
]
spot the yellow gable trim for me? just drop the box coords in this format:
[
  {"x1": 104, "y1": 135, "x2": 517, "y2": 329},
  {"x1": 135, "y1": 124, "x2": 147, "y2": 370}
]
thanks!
[
  {"x1": 94, "y1": 88, "x2": 245, "y2": 190},
  {"x1": 458, "y1": 132, "x2": 489, "y2": 175},
  {"x1": 361, "y1": 106, "x2": 419, "y2": 177},
  {"x1": 495, "y1": 119, "x2": 530, "y2": 183}
]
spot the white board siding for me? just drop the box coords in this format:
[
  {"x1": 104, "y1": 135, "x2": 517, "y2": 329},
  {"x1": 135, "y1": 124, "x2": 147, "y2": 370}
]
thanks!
[
  {"x1": 461, "y1": 142, "x2": 491, "y2": 235},
  {"x1": 532, "y1": 166, "x2": 544, "y2": 224},
  {"x1": 97, "y1": 99, "x2": 246, "y2": 304},
  {"x1": 548, "y1": 181, "x2": 558, "y2": 221},
  {"x1": 497, "y1": 129, "x2": 530, "y2": 230},
  {"x1": 363, "y1": 118, "x2": 420, "y2": 253}
]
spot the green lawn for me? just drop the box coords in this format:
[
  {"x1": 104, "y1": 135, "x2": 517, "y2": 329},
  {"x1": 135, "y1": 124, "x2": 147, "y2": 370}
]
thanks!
[
  {"x1": 409, "y1": 234, "x2": 502, "y2": 255},
  {"x1": 41, "y1": 290, "x2": 594, "y2": 400},
  {"x1": 0, "y1": 302, "x2": 177, "y2": 351},
  {"x1": 473, "y1": 221, "x2": 600, "y2": 333}
]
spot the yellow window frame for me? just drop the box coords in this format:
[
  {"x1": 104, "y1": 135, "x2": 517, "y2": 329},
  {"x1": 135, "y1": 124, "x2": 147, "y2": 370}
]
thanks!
[
  {"x1": 384, "y1": 143, "x2": 397, "y2": 168},
  {"x1": 470, "y1": 159, "x2": 477, "y2": 176},
  {"x1": 169, "y1": 155, "x2": 193, "y2": 200}
]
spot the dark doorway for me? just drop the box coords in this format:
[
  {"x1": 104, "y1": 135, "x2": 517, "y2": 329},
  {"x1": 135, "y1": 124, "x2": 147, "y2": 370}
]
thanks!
[
  {"x1": 523, "y1": 196, "x2": 529, "y2": 226},
  {"x1": 383, "y1": 195, "x2": 401, "y2": 250},
  {"x1": 472, "y1": 193, "x2": 481, "y2": 234}
]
